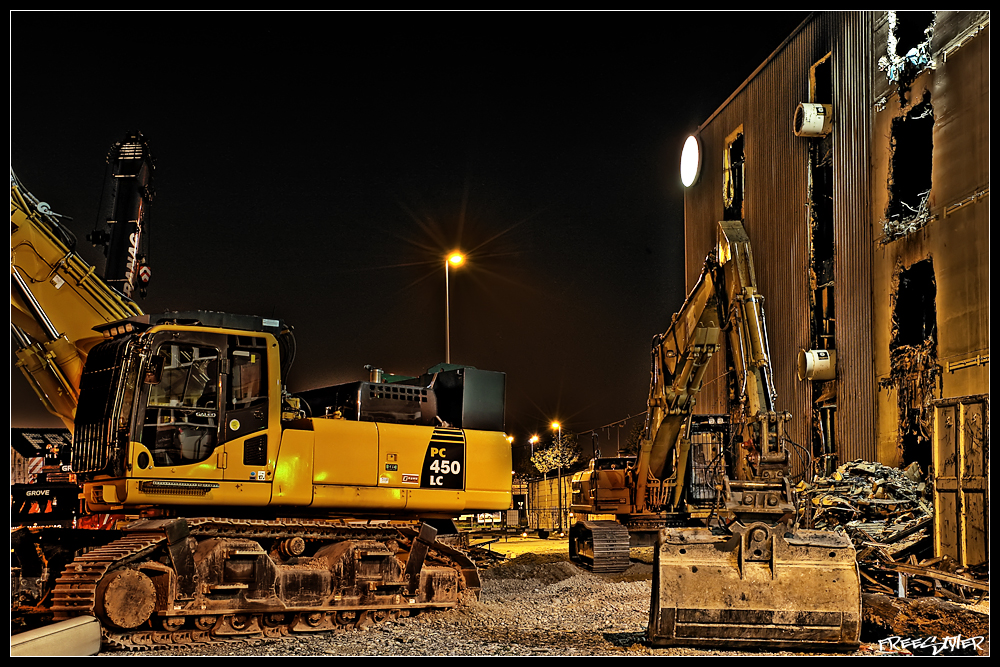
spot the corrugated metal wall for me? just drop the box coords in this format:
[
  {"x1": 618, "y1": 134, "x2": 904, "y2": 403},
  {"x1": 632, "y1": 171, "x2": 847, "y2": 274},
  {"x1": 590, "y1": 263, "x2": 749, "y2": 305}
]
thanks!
[
  {"x1": 683, "y1": 12, "x2": 878, "y2": 474},
  {"x1": 829, "y1": 12, "x2": 877, "y2": 463}
]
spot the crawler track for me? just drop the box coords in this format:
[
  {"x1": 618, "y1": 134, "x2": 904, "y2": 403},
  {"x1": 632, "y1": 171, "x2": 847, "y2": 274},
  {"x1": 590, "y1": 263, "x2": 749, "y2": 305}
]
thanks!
[
  {"x1": 46, "y1": 517, "x2": 478, "y2": 650},
  {"x1": 568, "y1": 520, "x2": 631, "y2": 573}
]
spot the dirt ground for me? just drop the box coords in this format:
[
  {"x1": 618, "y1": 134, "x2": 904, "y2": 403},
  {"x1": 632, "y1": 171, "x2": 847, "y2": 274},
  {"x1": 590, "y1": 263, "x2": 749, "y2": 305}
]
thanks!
[
  {"x1": 92, "y1": 530, "x2": 987, "y2": 657},
  {"x1": 467, "y1": 531, "x2": 989, "y2": 657}
]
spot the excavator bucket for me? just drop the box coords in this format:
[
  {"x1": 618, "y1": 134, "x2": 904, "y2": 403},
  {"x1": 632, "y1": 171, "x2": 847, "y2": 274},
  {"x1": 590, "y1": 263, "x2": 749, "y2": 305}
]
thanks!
[{"x1": 648, "y1": 522, "x2": 861, "y2": 651}]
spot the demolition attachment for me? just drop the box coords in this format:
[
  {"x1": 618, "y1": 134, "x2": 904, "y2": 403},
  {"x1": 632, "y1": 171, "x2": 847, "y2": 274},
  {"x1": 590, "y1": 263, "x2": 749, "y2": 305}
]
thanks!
[{"x1": 648, "y1": 522, "x2": 861, "y2": 650}]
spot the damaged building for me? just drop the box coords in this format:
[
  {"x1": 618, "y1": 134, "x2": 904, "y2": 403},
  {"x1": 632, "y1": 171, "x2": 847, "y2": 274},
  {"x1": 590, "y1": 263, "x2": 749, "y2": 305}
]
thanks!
[{"x1": 679, "y1": 11, "x2": 988, "y2": 568}]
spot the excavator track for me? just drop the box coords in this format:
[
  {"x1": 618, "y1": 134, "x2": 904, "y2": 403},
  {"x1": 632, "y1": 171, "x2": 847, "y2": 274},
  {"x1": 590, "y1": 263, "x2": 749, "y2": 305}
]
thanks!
[
  {"x1": 568, "y1": 520, "x2": 631, "y2": 573},
  {"x1": 45, "y1": 516, "x2": 479, "y2": 651},
  {"x1": 51, "y1": 532, "x2": 165, "y2": 622}
]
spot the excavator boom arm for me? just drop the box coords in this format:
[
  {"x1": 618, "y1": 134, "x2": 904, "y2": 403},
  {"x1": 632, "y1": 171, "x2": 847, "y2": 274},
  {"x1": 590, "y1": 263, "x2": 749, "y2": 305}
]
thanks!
[{"x1": 11, "y1": 170, "x2": 143, "y2": 425}]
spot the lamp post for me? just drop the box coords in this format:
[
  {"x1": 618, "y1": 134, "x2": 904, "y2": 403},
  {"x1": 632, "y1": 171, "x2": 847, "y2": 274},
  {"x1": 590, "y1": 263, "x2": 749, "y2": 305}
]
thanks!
[
  {"x1": 506, "y1": 435, "x2": 519, "y2": 533},
  {"x1": 529, "y1": 435, "x2": 539, "y2": 530},
  {"x1": 552, "y1": 421, "x2": 563, "y2": 535},
  {"x1": 444, "y1": 252, "x2": 464, "y2": 364}
]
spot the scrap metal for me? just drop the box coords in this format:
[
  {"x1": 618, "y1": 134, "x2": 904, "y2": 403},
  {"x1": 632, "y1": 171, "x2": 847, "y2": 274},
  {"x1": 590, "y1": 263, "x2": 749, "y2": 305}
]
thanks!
[{"x1": 796, "y1": 459, "x2": 987, "y2": 603}]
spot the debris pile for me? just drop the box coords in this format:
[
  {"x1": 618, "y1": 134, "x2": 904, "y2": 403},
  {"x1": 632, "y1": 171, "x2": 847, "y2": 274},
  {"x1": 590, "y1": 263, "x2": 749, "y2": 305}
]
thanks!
[
  {"x1": 796, "y1": 460, "x2": 988, "y2": 606},
  {"x1": 797, "y1": 460, "x2": 931, "y2": 541}
]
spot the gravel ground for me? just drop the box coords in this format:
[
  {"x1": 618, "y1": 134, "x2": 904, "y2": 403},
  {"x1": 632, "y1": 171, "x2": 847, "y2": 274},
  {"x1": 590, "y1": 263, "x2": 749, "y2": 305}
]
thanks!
[{"x1": 100, "y1": 549, "x2": 882, "y2": 658}]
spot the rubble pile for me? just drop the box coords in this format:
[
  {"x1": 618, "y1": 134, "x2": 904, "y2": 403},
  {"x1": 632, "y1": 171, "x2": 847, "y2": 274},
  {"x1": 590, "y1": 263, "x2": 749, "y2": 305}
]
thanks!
[
  {"x1": 797, "y1": 460, "x2": 988, "y2": 606},
  {"x1": 798, "y1": 460, "x2": 931, "y2": 551}
]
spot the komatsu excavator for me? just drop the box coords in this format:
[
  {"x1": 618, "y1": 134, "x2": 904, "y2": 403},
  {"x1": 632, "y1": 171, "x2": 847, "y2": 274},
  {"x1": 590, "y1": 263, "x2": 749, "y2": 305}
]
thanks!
[
  {"x1": 569, "y1": 221, "x2": 861, "y2": 651},
  {"x1": 11, "y1": 163, "x2": 512, "y2": 650}
]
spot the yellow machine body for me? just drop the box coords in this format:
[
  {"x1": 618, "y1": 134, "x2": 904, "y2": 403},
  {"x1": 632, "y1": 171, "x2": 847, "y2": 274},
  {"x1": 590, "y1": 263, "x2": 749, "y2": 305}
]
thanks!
[{"x1": 75, "y1": 324, "x2": 512, "y2": 516}]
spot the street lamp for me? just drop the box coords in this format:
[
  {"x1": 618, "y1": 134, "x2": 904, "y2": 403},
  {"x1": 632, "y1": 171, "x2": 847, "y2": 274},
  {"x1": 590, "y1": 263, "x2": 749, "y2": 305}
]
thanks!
[
  {"x1": 551, "y1": 421, "x2": 564, "y2": 535},
  {"x1": 445, "y1": 252, "x2": 465, "y2": 364},
  {"x1": 528, "y1": 435, "x2": 539, "y2": 530}
]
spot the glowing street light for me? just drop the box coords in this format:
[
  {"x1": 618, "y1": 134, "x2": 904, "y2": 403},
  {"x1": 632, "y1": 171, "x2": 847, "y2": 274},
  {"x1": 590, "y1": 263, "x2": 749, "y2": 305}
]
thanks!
[
  {"x1": 527, "y1": 434, "x2": 540, "y2": 531},
  {"x1": 551, "y1": 421, "x2": 565, "y2": 535},
  {"x1": 524, "y1": 434, "x2": 540, "y2": 530},
  {"x1": 445, "y1": 251, "x2": 465, "y2": 364}
]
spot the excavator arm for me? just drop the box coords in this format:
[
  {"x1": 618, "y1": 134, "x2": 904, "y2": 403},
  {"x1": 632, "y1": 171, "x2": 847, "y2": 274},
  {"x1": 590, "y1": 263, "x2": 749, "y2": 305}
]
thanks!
[
  {"x1": 713, "y1": 220, "x2": 795, "y2": 519},
  {"x1": 11, "y1": 170, "x2": 142, "y2": 428},
  {"x1": 634, "y1": 255, "x2": 723, "y2": 512},
  {"x1": 643, "y1": 221, "x2": 861, "y2": 650},
  {"x1": 637, "y1": 220, "x2": 794, "y2": 518},
  {"x1": 571, "y1": 220, "x2": 860, "y2": 650}
]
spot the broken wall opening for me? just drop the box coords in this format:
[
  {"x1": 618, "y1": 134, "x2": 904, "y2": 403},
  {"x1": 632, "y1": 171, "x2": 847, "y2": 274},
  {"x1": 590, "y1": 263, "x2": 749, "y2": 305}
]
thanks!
[
  {"x1": 891, "y1": 11, "x2": 936, "y2": 59},
  {"x1": 880, "y1": 258, "x2": 939, "y2": 472},
  {"x1": 722, "y1": 127, "x2": 744, "y2": 221},
  {"x1": 883, "y1": 92, "x2": 934, "y2": 242},
  {"x1": 893, "y1": 258, "x2": 937, "y2": 346},
  {"x1": 880, "y1": 11, "x2": 936, "y2": 102},
  {"x1": 806, "y1": 53, "x2": 837, "y2": 474}
]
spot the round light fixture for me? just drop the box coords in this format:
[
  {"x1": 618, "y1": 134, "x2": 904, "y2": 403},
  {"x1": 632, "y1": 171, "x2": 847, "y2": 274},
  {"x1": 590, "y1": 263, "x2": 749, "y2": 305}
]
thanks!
[{"x1": 680, "y1": 134, "x2": 702, "y2": 187}]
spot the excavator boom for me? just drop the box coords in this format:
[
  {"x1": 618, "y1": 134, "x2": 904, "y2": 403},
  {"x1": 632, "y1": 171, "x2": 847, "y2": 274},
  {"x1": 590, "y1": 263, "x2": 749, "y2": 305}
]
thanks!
[
  {"x1": 645, "y1": 221, "x2": 861, "y2": 650},
  {"x1": 11, "y1": 170, "x2": 143, "y2": 428}
]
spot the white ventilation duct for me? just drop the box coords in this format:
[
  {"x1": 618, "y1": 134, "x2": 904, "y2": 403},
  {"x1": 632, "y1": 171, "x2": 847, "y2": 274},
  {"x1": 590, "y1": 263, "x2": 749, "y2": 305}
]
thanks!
[
  {"x1": 794, "y1": 103, "x2": 833, "y2": 137},
  {"x1": 797, "y1": 348, "x2": 836, "y2": 381}
]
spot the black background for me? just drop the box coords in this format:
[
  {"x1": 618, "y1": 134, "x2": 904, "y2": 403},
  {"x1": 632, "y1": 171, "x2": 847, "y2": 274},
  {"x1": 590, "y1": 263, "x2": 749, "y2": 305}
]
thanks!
[{"x1": 10, "y1": 10, "x2": 811, "y2": 459}]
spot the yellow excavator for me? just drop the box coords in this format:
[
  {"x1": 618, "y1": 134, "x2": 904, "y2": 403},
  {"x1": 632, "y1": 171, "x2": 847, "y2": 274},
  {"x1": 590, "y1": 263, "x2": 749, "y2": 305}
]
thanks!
[
  {"x1": 11, "y1": 152, "x2": 512, "y2": 649},
  {"x1": 569, "y1": 221, "x2": 861, "y2": 651}
]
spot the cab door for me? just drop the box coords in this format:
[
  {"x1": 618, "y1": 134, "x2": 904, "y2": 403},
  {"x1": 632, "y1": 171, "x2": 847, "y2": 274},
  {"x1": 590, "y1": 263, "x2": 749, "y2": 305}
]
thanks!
[{"x1": 221, "y1": 336, "x2": 273, "y2": 483}]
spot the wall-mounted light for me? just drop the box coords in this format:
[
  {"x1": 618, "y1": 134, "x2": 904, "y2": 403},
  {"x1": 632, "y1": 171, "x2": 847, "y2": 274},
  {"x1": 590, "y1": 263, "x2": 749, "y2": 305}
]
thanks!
[{"x1": 680, "y1": 134, "x2": 702, "y2": 187}]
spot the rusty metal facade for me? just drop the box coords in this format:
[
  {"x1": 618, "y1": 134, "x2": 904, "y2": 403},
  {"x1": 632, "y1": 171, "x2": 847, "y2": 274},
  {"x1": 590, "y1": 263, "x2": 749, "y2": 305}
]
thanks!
[
  {"x1": 828, "y1": 12, "x2": 877, "y2": 464},
  {"x1": 682, "y1": 12, "x2": 879, "y2": 474},
  {"x1": 869, "y1": 11, "x2": 991, "y2": 468},
  {"x1": 682, "y1": 11, "x2": 989, "y2": 479}
]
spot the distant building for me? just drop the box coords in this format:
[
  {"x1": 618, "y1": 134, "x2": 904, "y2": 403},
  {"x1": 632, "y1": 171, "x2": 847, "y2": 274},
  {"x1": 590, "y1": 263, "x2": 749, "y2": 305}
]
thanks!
[{"x1": 680, "y1": 12, "x2": 988, "y2": 565}]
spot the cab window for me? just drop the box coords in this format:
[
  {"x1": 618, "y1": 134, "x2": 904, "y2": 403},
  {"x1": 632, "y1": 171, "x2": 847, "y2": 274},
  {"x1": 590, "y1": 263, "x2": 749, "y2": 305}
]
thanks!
[
  {"x1": 142, "y1": 343, "x2": 219, "y2": 466},
  {"x1": 229, "y1": 349, "x2": 267, "y2": 409}
]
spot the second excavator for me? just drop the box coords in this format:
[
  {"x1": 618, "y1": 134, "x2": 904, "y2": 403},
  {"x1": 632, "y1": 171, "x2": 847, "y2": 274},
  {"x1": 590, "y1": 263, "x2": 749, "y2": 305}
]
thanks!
[{"x1": 569, "y1": 220, "x2": 861, "y2": 651}]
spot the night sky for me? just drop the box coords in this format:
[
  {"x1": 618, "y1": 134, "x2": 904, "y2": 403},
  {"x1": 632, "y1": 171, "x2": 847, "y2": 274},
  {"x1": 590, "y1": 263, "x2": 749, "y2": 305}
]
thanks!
[{"x1": 11, "y1": 11, "x2": 811, "y2": 463}]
